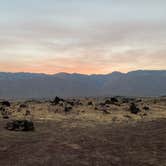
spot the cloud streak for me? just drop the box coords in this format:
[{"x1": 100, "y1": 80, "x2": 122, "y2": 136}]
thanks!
[{"x1": 0, "y1": 0, "x2": 166, "y2": 74}]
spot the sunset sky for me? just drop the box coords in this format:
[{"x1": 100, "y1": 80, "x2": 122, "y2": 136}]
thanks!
[{"x1": 0, "y1": 0, "x2": 166, "y2": 74}]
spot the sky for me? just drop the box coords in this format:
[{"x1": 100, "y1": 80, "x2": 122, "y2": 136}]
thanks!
[{"x1": 0, "y1": 0, "x2": 166, "y2": 74}]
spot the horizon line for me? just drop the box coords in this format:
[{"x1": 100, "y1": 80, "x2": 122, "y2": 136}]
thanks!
[{"x1": 0, "y1": 69, "x2": 166, "y2": 76}]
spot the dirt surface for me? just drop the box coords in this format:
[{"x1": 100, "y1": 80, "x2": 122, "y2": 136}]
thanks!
[{"x1": 0, "y1": 118, "x2": 166, "y2": 166}]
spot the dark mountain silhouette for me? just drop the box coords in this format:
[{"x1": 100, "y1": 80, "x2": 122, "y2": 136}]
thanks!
[{"x1": 0, "y1": 70, "x2": 166, "y2": 99}]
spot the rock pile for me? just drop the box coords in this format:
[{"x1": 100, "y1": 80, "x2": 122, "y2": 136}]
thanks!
[{"x1": 5, "y1": 120, "x2": 34, "y2": 131}]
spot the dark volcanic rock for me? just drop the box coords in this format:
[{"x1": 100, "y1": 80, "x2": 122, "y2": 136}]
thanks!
[
  {"x1": 25, "y1": 110, "x2": 31, "y2": 116},
  {"x1": 5, "y1": 120, "x2": 34, "y2": 131},
  {"x1": 129, "y1": 103, "x2": 141, "y2": 114},
  {"x1": 64, "y1": 106, "x2": 72, "y2": 113},
  {"x1": 20, "y1": 104, "x2": 28, "y2": 108},
  {"x1": 104, "y1": 100, "x2": 112, "y2": 105},
  {"x1": 87, "y1": 101, "x2": 93, "y2": 106},
  {"x1": 110, "y1": 97, "x2": 118, "y2": 103},
  {"x1": 0, "y1": 101, "x2": 10, "y2": 107},
  {"x1": 143, "y1": 106, "x2": 150, "y2": 111},
  {"x1": 104, "y1": 97, "x2": 119, "y2": 105},
  {"x1": 51, "y1": 96, "x2": 64, "y2": 105},
  {"x1": 0, "y1": 107, "x2": 9, "y2": 119}
]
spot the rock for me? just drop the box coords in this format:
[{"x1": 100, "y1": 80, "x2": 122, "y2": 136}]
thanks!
[
  {"x1": 1, "y1": 107, "x2": 9, "y2": 119},
  {"x1": 20, "y1": 104, "x2": 27, "y2": 108},
  {"x1": 0, "y1": 101, "x2": 10, "y2": 107},
  {"x1": 102, "y1": 109, "x2": 110, "y2": 114},
  {"x1": 143, "y1": 106, "x2": 150, "y2": 111},
  {"x1": 0, "y1": 107, "x2": 5, "y2": 112},
  {"x1": 2, "y1": 115, "x2": 9, "y2": 119},
  {"x1": 104, "y1": 100, "x2": 112, "y2": 105},
  {"x1": 110, "y1": 97, "x2": 118, "y2": 103},
  {"x1": 25, "y1": 110, "x2": 31, "y2": 116},
  {"x1": 129, "y1": 103, "x2": 141, "y2": 114},
  {"x1": 66, "y1": 101, "x2": 74, "y2": 106},
  {"x1": 136, "y1": 99, "x2": 142, "y2": 103},
  {"x1": 99, "y1": 103, "x2": 105, "y2": 106},
  {"x1": 104, "y1": 97, "x2": 119, "y2": 105},
  {"x1": 94, "y1": 107, "x2": 98, "y2": 110},
  {"x1": 100, "y1": 105, "x2": 110, "y2": 114},
  {"x1": 122, "y1": 97, "x2": 134, "y2": 103},
  {"x1": 87, "y1": 101, "x2": 93, "y2": 106},
  {"x1": 51, "y1": 96, "x2": 64, "y2": 105},
  {"x1": 64, "y1": 106, "x2": 72, "y2": 113},
  {"x1": 5, "y1": 120, "x2": 34, "y2": 131}
]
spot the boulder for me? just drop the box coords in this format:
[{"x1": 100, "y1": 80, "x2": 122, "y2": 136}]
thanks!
[
  {"x1": 0, "y1": 101, "x2": 10, "y2": 107},
  {"x1": 110, "y1": 97, "x2": 118, "y2": 103},
  {"x1": 5, "y1": 120, "x2": 34, "y2": 131},
  {"x1": 64, "y1": 106, "x2": 72, "y2": 113},
  {"x1": 143, "y1": 106, "x2": 150, "y2": 111},
  {"x1": 51, "y1": 96, "x2": 64, "y2": 105},
  {"x1": 87, "y1": 101, "x2": 93, "y2": 106},
  {"x1": 129, "y1": 103, "x2": 141, "y2": 114},
  {"x1": 104, "y1": 97, "x2": 119, "y2": 105},
  {"x1": 0, "y1": 107, "x2": 9, "y2": 119},
  {"x1": 25, "y1": 110, "x2": 31, "y2": 116},
  {"x1": 20, "y1": 104, "x2": 28, "y2": 108},
  {"x1": 104, "y1": 100, "x2": 112, "y2": 105}
]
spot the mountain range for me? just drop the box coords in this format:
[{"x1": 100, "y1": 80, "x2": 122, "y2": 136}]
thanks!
[{"x1": 0, "y1": 70, "x2": 166, "y2": 99}]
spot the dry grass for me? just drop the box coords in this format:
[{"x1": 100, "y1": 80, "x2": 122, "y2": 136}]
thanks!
[{"x1": 1, "y1": 97, "x2": 165, "y2": 123}]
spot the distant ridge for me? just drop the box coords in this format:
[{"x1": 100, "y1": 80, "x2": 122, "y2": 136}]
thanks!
[{"x1": 0, "y1": 70, "x2": 166, "y2": 99}]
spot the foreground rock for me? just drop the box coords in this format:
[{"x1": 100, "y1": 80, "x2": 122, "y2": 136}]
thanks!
[{"x1": 5, "y1": 120, "x2": 34, "y2": 131}]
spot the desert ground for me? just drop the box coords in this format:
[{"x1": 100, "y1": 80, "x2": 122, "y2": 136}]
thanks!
[{"x1": 0, "y1": 96, "x2": 166, "y2": 166}]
